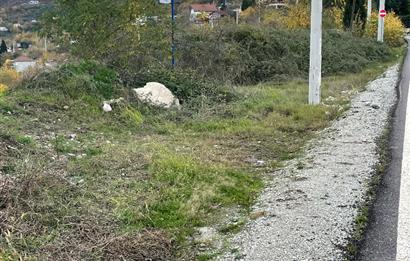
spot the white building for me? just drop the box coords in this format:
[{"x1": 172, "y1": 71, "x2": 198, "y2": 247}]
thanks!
[{"x1": 13, "y1": 56, "x2": 36, "y2": 73}]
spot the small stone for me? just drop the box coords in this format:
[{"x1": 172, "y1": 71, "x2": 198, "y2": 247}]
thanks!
[
  {"x1": 255, "y1": 160, "x2": 266, "y2": 167},
  {"x1": 195, "y1": 227, "x2": 218, "y2": 244},
  {"x1": 371, "y1": 104, "x2": 380, "y2": 109},
  {"x1": 68, "y1": 134, "x2": 76, "y2": 140},
  {"x1": 63, "y1": 105, "x2": 69, "y2": 110}
]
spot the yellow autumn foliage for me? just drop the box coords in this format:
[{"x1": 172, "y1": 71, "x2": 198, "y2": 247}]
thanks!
[
  {"x1": 284, "y1": 3, "x2": 310, "y2": 29},
  {"x1": 324, "y1": 7, "x2": 344, "y2": 30},
  {"x1": 364, "y1": 12, "x2": 405, "y2": 47},
  {"x1": 0, "y1": 83, "x2": 8, "y2": 94},
  {"x1": 240, "y1": 6, "x2": 257, "y2": 18},
  {"x1": 0, "y1": 67, "x2": 21, "y2": 88},
  {"x1": 262, "y1": 10, "x2": 286, "y2": 27}
]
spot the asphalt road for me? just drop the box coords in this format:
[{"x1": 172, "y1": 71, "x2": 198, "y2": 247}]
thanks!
[{"x1": 358, "y1": 39, "x2": 410, "y2": 261}]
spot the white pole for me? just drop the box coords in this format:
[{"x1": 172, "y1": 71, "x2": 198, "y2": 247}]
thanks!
[
  {"x1": 258, "y1": 0, "x2": 261, "y2": 24},
  {"x1": 377, "y1": 0, "x2": 385, "y2": 42},
  {"x1": 309, "y1": 0, "x2": 322, "y2": 105},
  {"x1": 367, "y1": 0, "x2": 372, "y2": 21},
  {"x1": 44, "y1": 37, "x2": 47, "y2": 53}
]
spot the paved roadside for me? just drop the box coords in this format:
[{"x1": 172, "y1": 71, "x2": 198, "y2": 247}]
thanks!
[{"x1": 358, "y1": 39, "x2": 410, "y2": 261}]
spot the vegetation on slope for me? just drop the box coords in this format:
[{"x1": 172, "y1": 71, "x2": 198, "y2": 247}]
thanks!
[
  {"x1": 0, "y1": 56, "x2": 400, "y2": 260},
  {"x1": 0, "y1": 0, "x2": 404, "y2": 259}
]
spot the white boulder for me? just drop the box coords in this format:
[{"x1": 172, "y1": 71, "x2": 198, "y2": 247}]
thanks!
[
  {"x1": 102, "y1": 102, "x2": 112, "y2": 112},
  {"x1": 133, "y1": 82, "x2": 180, "y2": 109}
]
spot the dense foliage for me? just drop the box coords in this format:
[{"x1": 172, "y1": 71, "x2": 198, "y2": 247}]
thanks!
[
  {"x1": 387, "y1": 0, "x2": 410, "y2": 26},
  {"x1": 41, "y1": 0, "x2": 169, "y2": 72},
  {"x1": 343, "y1": 0, "x2": 367, "y2": 29},
  {"x1": 131, "y1": 68, "x2": 235, "y2": 104},
  {"x1": 176, "y1": 26, "x2": 391, "y2": 84},
  {"x1": 41, "y1": 1, "x2": 394, "y2": 102},
  {"x1": 23, "y1": 60, "x2": 123, "y2": 99},
  {"x1": 365, "y1": 11, "x2": 406, "y2": 47}
]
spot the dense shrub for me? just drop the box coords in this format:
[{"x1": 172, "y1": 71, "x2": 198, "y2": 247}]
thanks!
[
  {"x1": 132, "y1": 67, "x2": 236, "y2": 104},
  {"x1": 22, "y1": 60, "x2": 122, "y2": 99},
  {"x1": 0, "y1": 67, "x2": 20, "y2": 88},
  {"x1": 176, "y1": 25, "x2": 392, "y2": 84},
  {"x1": 285, "y1": 3, "x2": 310, "y2": 29}
]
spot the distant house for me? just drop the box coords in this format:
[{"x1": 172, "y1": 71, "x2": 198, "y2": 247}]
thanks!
[
  {"x1": 189, "y1": 3, "x2": 225, "y2": 24},
  {"x1": 17, "y1": 42, "x2": 31, "y2": 49},
  {"x1": 13, "y1": 56, "x2": 36, "y2": 73},
  {"x1": 28, "y1": 0, "x2": 40, "y2": 5}
]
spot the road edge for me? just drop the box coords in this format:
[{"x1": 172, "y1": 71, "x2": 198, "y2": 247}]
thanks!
[{"x1": 347, "y1": 51, "x2": 407, "y2": 260}]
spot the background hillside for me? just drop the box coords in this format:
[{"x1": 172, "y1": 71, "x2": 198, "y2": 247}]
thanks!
[{"x1": 0, "y1": 0, "x2": 53, "y2": 25}]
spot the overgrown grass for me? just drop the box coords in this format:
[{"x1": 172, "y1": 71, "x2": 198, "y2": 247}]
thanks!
[{"x1": 0, "y1": 59, "x2": 400, "y2": 260}]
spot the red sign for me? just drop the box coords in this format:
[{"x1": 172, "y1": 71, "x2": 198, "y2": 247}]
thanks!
[{"x1": 380, "y1": 10, "x2": 386, "y2": 17}]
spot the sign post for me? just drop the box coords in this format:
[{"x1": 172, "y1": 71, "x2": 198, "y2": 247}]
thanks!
[
  {"x1": 171, "y1": 0, "x2": 175, "y2": 67},
  {"x1": 159, "y1": 0, "x2": 176, "y2": 67},
  {"x1": 377, "y1": 0, "x2": 386, "y2": 42},
  {"x1": 309, "y1": 0, "x2": 323, "y2": 105}
]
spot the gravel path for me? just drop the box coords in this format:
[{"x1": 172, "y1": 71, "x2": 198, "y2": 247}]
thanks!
[{"x1": 219, "y1": 65, "x2": 400, "y2": 261}]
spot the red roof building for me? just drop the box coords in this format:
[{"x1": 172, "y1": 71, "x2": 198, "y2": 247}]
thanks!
[
  {"x1": 14, "y1": 55, "x2": 34, "y2": 63},
  {"x1": 189, "y1": 3, "x2": 225, "y2": 24},
  {"x1": 190, "y1": 3, "x2": 219, "y2": 13}
]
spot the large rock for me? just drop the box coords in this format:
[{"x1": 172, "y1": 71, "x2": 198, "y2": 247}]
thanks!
[{"x1": 133, "y1": 82, "x2": 180, "y2": 109}]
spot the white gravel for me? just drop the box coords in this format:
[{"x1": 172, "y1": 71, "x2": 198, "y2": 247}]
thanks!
[{"x1": 219, "y1": 65, "x2": 400, "y2": 261}]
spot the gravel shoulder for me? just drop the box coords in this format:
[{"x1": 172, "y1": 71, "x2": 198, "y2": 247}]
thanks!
[{"x1": 219, "y1": 65, "x2": 400, "y2": 260}]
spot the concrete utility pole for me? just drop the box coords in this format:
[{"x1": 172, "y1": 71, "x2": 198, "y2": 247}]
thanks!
[
  {"x1": 309, "y1": 0, "x2": 323, "y2": 105},
  {"x1": 367, "y1": 0, "x2": 372, "y2": 21},
  {"x1": 377, "y1": 0, "x2": 385, "y2": 42},
  {"x1": 256, "y1": 0, "x2": 262, "y2": 24},
  {"x1": 44, "y1": 37, "x2": 47, "y2": 53}
]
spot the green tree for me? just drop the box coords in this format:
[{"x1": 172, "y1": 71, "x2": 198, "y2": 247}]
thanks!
[
  {"x1": 386, "y1": 0, "x2": 402, "y2": 12},
  {"x1": 0, "y1": 40, "x2": 7, "y2": 54},
  {"x1": 242, "y1": 0, "x2": 255, "y2": 10},
  {"x1": 343, "y1": 0, "x2": 367, "y2": 29},
  {"x1": 41, "y1": 0, "x2": 169, "y2": 75},
  {"x1": 386, "y1": 0, "x2": 410, "y2": 26}
]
